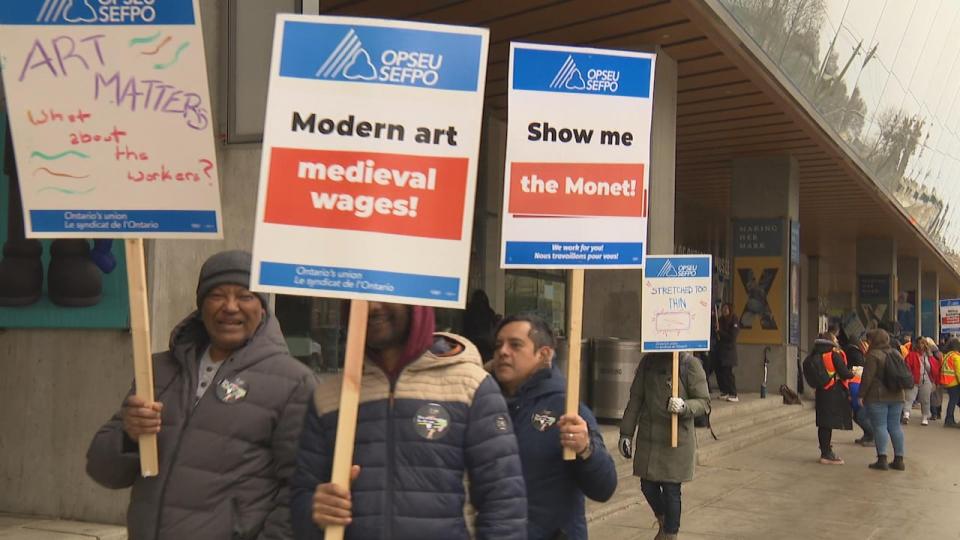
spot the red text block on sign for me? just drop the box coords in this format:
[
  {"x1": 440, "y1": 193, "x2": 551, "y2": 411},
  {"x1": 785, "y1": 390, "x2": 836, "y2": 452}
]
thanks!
[
  {"x1": 264, "y1": 147, "x2": 468, "y2": 240},
  {"x1": 508, "y1": 162, "x2": 646, "y2": 218}
]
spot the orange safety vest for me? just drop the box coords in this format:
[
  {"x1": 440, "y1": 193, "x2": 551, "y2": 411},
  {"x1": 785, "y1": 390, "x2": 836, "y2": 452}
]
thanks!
[
  {"x1": 822, "y1": 351, "x2": 849, "y2": 390},
  {"x1": 901, "y1": 342, "x2": 911, "y2": 357},
  {"x1": 942, "y1": 351, "x2": 959, "y2": 387}
]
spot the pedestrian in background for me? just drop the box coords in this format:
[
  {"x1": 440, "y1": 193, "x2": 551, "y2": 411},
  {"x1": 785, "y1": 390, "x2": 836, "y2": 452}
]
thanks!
[
  {"x1": 926, "y1": 337, "x2": 944, "y2": 420},
  {"x1": 619, "y1": 352, "x2": 710, "y2": 540},
  {"x1": 845, "y1": 334, "x2": 873, "y2": 445},
  {"x1": 490, "y1": 312, "x2": 617, "y2": 539},
  {"x1": 860, "y1": 329, "x2": 907, "y2": 471},
  {"x1": 463, "y1": 289, "x2": 499, "y2": 362},
  {"x1": 903, "y1": 336, "x2": 939, "y2": 425},
  {"x1": 715, "y1": 302, "x2": 739, "y2": 402},
  {"x1": 940, "y1": 337, "x2": 960, "y2": 428},
  {"x1": 806, "y1": 332, "x2": 853, "y2": 464}
]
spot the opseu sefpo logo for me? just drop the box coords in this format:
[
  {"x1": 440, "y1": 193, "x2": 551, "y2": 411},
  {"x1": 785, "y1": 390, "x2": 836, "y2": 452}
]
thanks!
[
  {"x1": 37, "y1": 0, "x2": 158, "y2": 23},
  {"x1": 549, "y1": 55, "x2": 620, "y2": 94},
  {"x1": 316, "y1": 28, "x2": 443, "y2": 87}
]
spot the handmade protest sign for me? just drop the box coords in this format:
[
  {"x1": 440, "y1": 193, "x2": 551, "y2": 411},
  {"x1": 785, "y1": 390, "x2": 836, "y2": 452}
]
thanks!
[
  {"x1": 642, "y1": 255, "x2": 712, "y2": 447},
  {"x1": 251, "y1": 15, "x2": 488, "y2": 309},
  {"x1": 251, "y1": 15, "x2": 487, "y2": 539},
  {"x1": 501, "y1": 42, "x2": 655, "y2": 459},
  {"x1": 0, "y1": 0, "x2": 222, "y2": 476},
  {"x1": 0, "y1": 0, "x2": 222, "y2": 237}
]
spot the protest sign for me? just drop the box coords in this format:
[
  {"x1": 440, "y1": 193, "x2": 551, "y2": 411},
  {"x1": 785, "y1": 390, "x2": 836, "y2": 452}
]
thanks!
[
  {"x1": 251, "y1": 15, "x2": 488, "y2": 309},
  {"x1": 0, "y1": 0, "x2": 222, "y2": 238},
  {"x1": 501, "y1": 42, "x2": 655, "y2": 458},
  {"x1": 641, "y1": 255, "x2": 711, "y2": 447},
  {"x1": 501, "y1": 43, "x2": 655, "y2": 269},
  {"x1": 641, "y1": 255, "x2": 712, "y2": 352},
  {"x1": 941, "y1": 298, "x2": 960, "y2": 333}
]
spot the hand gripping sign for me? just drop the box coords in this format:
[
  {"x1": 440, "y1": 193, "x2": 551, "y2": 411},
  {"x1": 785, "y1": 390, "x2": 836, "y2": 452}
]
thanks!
[
  {"x1": 251, "y1": 15, "x2": 488, "y2": 539},
  {"x1": 0, "y1": 0, "x2": 223, "y2": 476},
  {"x1": 501, "y1": 42, "x2": 655, "y2": 459}
]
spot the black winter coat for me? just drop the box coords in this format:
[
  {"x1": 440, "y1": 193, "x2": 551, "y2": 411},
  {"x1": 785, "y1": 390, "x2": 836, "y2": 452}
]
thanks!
[
  {"x1": 808, "y1": 339, "x2": 853, "y2": 430},
  {"x1": 86, "y1": 311, "x2": 316, "y2": 540},
  {"x1": 715, "y1": 316, "x2": 739, "y2": 367}
]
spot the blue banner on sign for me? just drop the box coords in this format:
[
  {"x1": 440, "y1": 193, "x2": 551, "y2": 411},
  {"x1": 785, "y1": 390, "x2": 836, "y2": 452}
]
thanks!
[
  {"x1": 30, "y1": 210, "x2": 217, "y2": 233},
  {"x1": 504, "y1": 241, "x2": 643, "y2": 266},
  {"x1": 942, "y1": 299, "x2": 960, "y2": 307},
  {"x1": 643, "y1": 340, "x2": 709, "y2": 351},
  {"x1": 259, "y1": 261, "x2": 460, "y2": 301},
  {"x1": 0, "y1": 0, "x2": 195, "y2": 25},
  {"x1": 279, "y1": 21, "x2": 482, "y2": 91},
  {"x1": 644, "y1": 257, "x2": 711, "y2": 279},
  {"x1": 512, "y1": 47, "x2": 652, "y2": 98}
]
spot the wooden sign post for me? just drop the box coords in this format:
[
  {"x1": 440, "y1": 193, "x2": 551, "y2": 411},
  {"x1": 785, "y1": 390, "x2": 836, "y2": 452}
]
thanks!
[
  {"x1": 563, "y1": 269, "x2": 585, "y2": 461},
  {"x1": 125, "y1": 239, "x2": 158, "y2": 476},
  {"x1": 671, "y1": 351, "x2": 680, "y2": 448},
  {"x1": 325, "y1": 300, "x2": 369, "y2": 540}
]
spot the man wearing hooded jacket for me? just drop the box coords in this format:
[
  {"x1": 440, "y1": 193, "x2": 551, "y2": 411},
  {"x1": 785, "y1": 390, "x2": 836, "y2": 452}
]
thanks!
[
  {"x1": 291, "y1": 302, "x2": 527, "y2": 539},
  {"x1": 86, "y1": 250, "x2": 316, "y2": 540}
]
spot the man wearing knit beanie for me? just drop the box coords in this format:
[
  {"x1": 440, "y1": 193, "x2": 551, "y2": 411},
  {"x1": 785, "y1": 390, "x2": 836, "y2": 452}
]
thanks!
[{"x1": 87, "y1": 249, "x2": 316, "y2": 540}]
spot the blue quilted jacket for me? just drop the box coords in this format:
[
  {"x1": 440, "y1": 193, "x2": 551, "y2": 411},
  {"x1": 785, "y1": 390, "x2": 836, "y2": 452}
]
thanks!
[
  {"x1": 291, "y1": 333, "x2": 527, "y2": 540},
  {"x1": 506, "y1": 367, "x2": 617, "y2": 540}
]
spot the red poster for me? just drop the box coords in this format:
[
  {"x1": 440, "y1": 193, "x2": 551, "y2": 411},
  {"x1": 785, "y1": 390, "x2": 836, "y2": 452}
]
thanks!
[{"x1": 508, "y1": 162, "x2": 646, "y2": 218}]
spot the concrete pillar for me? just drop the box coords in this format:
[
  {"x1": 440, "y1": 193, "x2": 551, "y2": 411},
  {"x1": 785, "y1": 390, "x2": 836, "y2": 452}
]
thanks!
[
  {"x1": 896, "y1": 256, "x2": 921, "y2": 338},
  {"x1": 479, "y1": 115, "x2": 506, "y2": 314},
  {"x1": 804, "y1": 255, "x2": 819, "y2": 358},
  {"x1": 582, "y1": 48, "x2": 676, "y2": 339},
  {"x1": 922, "y1": 270, "x2": 939, "y2": 337},
  {"x1": 855, "y1": 238, "x2": 897, "y2": 330},
  {"x1": 729, "y1": 155, "x2": 800, "y2": 392}
]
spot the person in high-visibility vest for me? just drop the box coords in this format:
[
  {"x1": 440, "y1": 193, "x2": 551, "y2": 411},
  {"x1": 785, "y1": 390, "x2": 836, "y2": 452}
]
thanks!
[
  {"x1": 805, "y1": 332, "x2": 854, "y2": 464},
  {"x1": 941, "y1": 337, "x2": 960, "y2": 428}
]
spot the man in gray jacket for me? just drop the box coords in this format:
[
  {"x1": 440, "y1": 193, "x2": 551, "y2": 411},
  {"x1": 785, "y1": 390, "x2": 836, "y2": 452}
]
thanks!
[{"x1": 87, "y1": 250, "x2": 316, "y2": 540}]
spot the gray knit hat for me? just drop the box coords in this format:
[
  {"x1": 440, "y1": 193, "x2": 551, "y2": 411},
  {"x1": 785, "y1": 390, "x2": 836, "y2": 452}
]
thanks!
[{"x1": 196, "y1": 250, "x2": 268, "y2": 307}]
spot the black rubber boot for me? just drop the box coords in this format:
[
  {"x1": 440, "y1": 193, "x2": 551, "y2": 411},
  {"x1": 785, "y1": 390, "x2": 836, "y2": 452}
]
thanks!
[
  {"x1": 47, "y1": 239, "x2": 102, "y2": 307},
  {"x1": 890, "y1": 455, "x2": 905, "y2": 471},
  {"x1": 0, "y1": 239, "x2": 43, "y2": 306},
  {"x1": 869, "y1": 455, "x2": 889, "y2": 470}
]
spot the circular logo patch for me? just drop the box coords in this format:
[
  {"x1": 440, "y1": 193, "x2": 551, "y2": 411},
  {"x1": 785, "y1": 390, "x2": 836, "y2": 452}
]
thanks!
[
  {"x1": 531, "y1": 409, "x2": 557, "y2": 432},
  {"x1": 413, "y1": 403, "x2": 451, "y2": 440},
  {"x1": 216, "y1": 377, "x2": 249, "y2": 404}
]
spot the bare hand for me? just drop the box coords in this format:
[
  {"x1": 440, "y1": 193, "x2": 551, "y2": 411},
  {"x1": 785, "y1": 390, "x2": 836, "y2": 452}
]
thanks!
[
  {"x1": 121, "y1": 395, "x2": 162, "y2": 440},
  {"x1": 313, "y1": 465, "x2": 361, "y2": 528},
  {"x1": 558, "y1": 414, "x2": 590, "y2": 455}
]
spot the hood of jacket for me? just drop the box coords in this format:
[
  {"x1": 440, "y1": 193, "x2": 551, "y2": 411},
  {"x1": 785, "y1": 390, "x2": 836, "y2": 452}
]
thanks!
[
  {"x1": 167, "y1": 309, "x2": 290, "y2": 372},
  {"x1": 812, "y1": 339, "x2": 835, "y2": 355},
  {"x1": 362, "y1": 331, "x2": 483, "y2": 376}
]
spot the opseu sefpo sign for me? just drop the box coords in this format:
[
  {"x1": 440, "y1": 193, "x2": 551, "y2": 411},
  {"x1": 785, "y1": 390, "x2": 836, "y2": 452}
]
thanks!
[
  {"x1": 501, "y1": 43, "x2": 655, "y2": 269},
  {"x1": 251, "y1": 16, "x2": 488, "y2": 308},
  {"x1": 0, "y1": 0, "x2": 222, "y2": 238},
  {"x1": 641, "y1": 255, "x2": 712, "y2": 352}
]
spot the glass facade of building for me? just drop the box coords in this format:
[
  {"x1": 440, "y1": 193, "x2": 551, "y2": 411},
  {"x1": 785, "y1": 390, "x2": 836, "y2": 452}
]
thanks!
[{"x1": 718, "y1": 0, "x2": 960, "y2": 269}]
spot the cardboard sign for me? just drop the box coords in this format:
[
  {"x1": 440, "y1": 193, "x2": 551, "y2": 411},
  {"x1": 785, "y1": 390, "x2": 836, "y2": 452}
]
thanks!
[
  {"x1": 0, "y1": 0, "x2": 222, "y2": 238},
  {"x1": 941, "y1": 298, "x2": 960, "y2": 333},
  {"x1": 251, "y1": 16, "x2": 488, "y2": 308},
  {"x1": 501, "y1": 43, "x2": 655, "y2": 269},
  {"x1": 641, "y1": 255, "x2": 712, "y2": 352}
]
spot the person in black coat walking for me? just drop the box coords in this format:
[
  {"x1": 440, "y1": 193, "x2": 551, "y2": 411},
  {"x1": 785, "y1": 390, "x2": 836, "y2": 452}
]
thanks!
[
  {"x1": 808, "y1": 332, "x2": 854, "y2": 464},
  {"x1": 715, "y1": 303, "x2": 740, "y2": 401}
]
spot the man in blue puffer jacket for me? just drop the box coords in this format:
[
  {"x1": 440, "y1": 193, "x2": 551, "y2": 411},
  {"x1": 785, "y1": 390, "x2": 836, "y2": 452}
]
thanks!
[
  {"x1": 291, "y1": 302, "x2": 527, "y2": 540},
  {"x1": 491, "y1": 313, "x2": 617, "y2": 539}
]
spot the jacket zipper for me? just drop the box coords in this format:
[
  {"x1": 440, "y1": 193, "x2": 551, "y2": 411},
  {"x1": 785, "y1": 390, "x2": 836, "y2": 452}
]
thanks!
[
  {"x1": 153, "y1": 367, "x2": 209, "y2": 540},
  {"x1": 384, "y1": 377, "x2": 397, "y2": 540}
]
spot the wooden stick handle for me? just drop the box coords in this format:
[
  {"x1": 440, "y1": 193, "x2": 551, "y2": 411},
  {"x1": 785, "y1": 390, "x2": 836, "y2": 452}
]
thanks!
[
  {"x1": 564, "y1": 269, "x2": 585, "y2": 461},
  {"x1": 671, "y1": 350, "x2": 679, "y2": 448},
  {"x1": 325, "y1": 300, "x2": 369, "y2": 540},
  {"x1": 125, "y1": 238, "x2": 158, "y2": 477}
]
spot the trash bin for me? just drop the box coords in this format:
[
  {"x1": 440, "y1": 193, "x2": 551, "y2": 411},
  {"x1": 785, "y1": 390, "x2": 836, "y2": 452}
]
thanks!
[
  {"x1": 553, "y1": 338, "x2": 591, "y2": 408},
  {"x1": 591, "y1": 338, "x2": 643, "y2": 420}
]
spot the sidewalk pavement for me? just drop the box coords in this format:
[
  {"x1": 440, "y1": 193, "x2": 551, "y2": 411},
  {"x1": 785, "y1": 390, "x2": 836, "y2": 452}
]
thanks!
[
  {"x1": 0, "y1": 514, "x2": 123, "y2": 539},
  {"x1": 590, "y1": 412, "x2": 960, "y2": 539}
]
